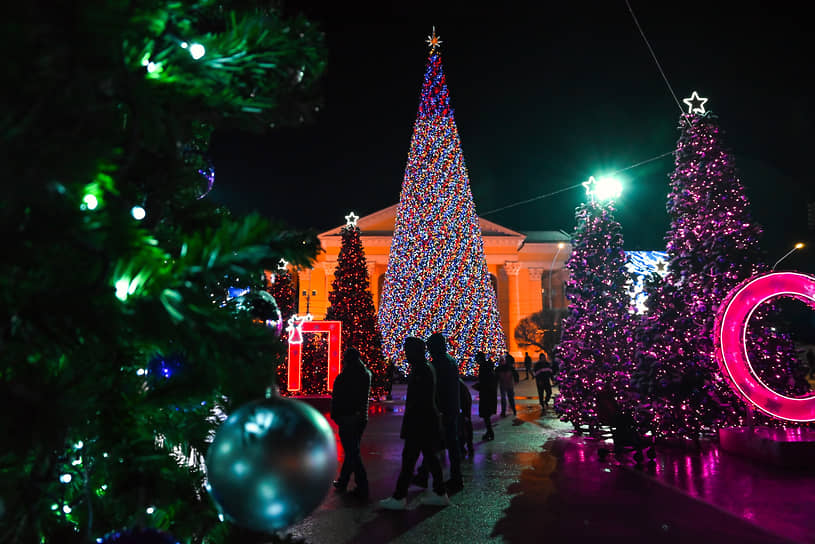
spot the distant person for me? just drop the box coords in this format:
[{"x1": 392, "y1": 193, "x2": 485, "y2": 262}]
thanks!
[
  {"x1": 473, "y1": 352, "x2": 497, "y2": 441},
  {"x1": 495, "y1": 354, "x2": 518, "y2": 417},
  {"x1": 458, "y1": 377, "x2": 474, "y2": 457},
  {"x1": 524, "y1": 352, "x2": 533, "y2": 380},
  {"x1": 534, "y1": 352, "x2": 554, "y2": 408},
  {"x1": 330, "y1": 347, "x2": 372, "y2": 500},
  {"x1": 385, "y1": 360, "x2": 396, "y2": 400},
  {"x1": 379, "y1": 337, "x2": 448, "y2": 510},
  {"x1": 415, "y1": 333, "x2": 463, "y2": 493}
]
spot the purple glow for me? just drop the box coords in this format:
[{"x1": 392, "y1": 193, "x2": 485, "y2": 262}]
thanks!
[{"x1": 714, "y1": 272, "x2": 815, "y2": 422}]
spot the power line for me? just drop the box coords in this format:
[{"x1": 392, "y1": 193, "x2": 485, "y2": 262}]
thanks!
[
  {"x1": 625, "y1": 0, "x2": 686, "y2": 116},
  {"x1": 480, "y1": 150, "x2": 673, "y2": 217}
]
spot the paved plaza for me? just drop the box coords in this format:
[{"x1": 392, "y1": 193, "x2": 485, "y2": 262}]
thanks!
[{"x1": 287, "y1": 379, "x2": 815, "y2": 543}]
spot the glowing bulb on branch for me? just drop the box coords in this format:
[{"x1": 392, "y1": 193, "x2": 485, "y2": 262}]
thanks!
[
  {"x1": 82, "y1": 194, "x2": 98, "y2": 210},
  {"x1": 189, "y1": 43, "x2": 206, "y2": 60},
  {"x1": 131, "y1": 206, "x2": 146, "y2": 220}
]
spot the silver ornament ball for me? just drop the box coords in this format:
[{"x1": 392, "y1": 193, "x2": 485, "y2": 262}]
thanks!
[{"x1": 205, "y1": 395, "x2": 337, "y2": 533}]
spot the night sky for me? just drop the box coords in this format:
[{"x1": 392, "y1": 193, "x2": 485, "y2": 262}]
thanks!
[{"x1": 211, "y1": 2, "x2": 814, "y2": 270}]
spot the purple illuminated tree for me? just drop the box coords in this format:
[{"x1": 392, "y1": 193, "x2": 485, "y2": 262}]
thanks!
[
  {"x1": 632, "y1": 95, "x2": 810, "y2": 439},
  {"x1": 378, "y1": 30, "x2": 505, "y2": 375},
  {"x1": 554, "y1": 187, "x2": 633, "y2": 432}
]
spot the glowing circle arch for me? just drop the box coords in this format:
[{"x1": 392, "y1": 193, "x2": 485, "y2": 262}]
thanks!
[{"x1": 714, "y1": 271, "x2": 815, "y2": 422}]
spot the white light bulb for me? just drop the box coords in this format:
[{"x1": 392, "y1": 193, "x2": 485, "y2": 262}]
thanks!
[
  {"x1": 131, "y1": 206, "x2": 146, "y2": 220},
  {"x1": 59, "y1": 473, "x2": 72, "y2": 483},
  {"x1": 146, "y1": 62, "x2": 158, "y2": 73},
  {"x1": 146, "y1": 506, "x2": 156, "y2": 514},
  {"x1": 63, "y1": 505, "x2": 72, "y2": 514},
  {"x1": 180, "y1": 42, "x2": 188, "y2": 49},
  {"x1": 115, "y1": 279, "x2": 129, "y2": 301},
  {"x1": 74, "y1": 440, "x2": 84, "y2": 449},
  {"x1": 136, "y1": 368, "x2": 146, "y2": 376},
  {"x1": 189, "y1": 43, "x2": 206, "y2": 60},
  {"x1": 82, "y1": 194, "x2": 98, "y2": 210}
]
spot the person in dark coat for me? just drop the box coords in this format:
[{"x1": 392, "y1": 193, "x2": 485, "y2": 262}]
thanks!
[
  {"x1": 458, "y1": 377, "x2": 474, "y2": 458},
  {"x1": 379, "y1": 337, "x2": 448, "y2": 509},
  {"x1": 524, "y1": 352, "x2": 533, "y2": 380},
  {"x1": 533, "y1": 352, "x2": 553, "y2": 408},
  {"x1": 414, "y1": 333, "x2": 463, "y2": 492},
  {"x1": 472, "y1": 352, "x2": 497, "y2": 441},
  {"x1": 330, "y1": 347, "x2": 372, "y2": 499},
  {"x1": 495, "y1": 354, "x2": 517, "y2": 417}
]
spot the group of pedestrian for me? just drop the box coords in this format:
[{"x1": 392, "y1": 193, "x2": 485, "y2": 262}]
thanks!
[{"x1": 329, "y1": 336, "x2": 557, "y2": 510}]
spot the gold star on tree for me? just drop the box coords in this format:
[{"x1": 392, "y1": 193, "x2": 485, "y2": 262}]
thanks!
[{"x1": 426, "y1": 26, "x2": 442, "y2": 52}]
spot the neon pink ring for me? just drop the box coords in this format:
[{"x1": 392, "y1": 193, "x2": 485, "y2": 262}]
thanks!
[{"x1": 714, "y1": 272, "x2": 815, "y2": 422}]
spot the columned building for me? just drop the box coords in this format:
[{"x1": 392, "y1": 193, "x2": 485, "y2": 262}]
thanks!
[{"x1": 296, "y1": 205, "x2": 571, "y2": 359}]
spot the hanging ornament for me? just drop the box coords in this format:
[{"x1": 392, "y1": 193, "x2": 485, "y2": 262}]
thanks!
[{"x1": 205, "y1": 394, "x2": 337, "y2": 532}]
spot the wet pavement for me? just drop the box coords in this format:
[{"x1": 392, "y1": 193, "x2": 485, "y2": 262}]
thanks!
[{"x1": 286, "y1": 379, "x2": 815, "y2": 543}]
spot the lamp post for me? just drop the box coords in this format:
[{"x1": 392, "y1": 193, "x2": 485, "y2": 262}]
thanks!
[
  {"x1": 548, "y1": 242, "x2": 566, "y2": 309},
  {"x1": 772, "y1": 242, "x2": 805, "y2": 271}
]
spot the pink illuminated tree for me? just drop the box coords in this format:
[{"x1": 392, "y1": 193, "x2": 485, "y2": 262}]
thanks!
[
  {"x1": 632, "y1": 94, "x2": 810, "y2": 439},
  {"x1": 554, "y1": 185, "x2": 634, "y2": 433}
]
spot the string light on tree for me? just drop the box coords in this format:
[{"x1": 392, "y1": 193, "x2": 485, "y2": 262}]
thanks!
[
  {"x1": 188, "y1": 43, "x2": 206, "y2": 60},
  {"x1": 682, "y1": 90, "x2": 708, "y2": 115},
  {"x1": 131, "y1": 206, "x2": 146, "y2": 220}
]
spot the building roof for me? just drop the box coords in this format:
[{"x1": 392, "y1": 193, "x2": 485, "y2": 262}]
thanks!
[
  {"x1": 517, "y1": 230, "x2": 571, "y2": 244},
  {"x1": 319, "y1": 203, "x2": 527, "y2": 240}
]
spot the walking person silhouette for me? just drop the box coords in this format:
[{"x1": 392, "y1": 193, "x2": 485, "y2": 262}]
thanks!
[{"x1": 379, "y1": 337, "x2": 449, "y2": 509}]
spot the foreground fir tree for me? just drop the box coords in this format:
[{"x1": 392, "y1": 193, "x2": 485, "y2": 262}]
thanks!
[
  {"x1": 326, "y1": 220, "x2": 388, "y2": 398},
  {"x1": 554, "y1": 188, "x2": 633, "y2": 432},
  {"x1": 378, "y1": 30, "x2": 505, "y2": 375},
  {"x1": 631, "y1": 94, "x2": 810, "y2": 440},
  {"x1": 0, "y1": 2, "x2": 324, "y2": 542}
]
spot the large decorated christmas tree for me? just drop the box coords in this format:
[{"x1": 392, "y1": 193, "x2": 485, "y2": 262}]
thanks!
[
  {"x1": 0, "y1": 2, "x2": 324, "y2": 542},
  {"x1": 325, "y1": 215, "x2": 388, "y2": 398},
  {"x1": 554, "y1": 180, "x2": 633, "y2": 431},
  {"x1": 632, "y1": 93, "x2": 810, "y2": 439},
  {"x1": 378, "y1": 30, "x2": 506, "y2": 374}
]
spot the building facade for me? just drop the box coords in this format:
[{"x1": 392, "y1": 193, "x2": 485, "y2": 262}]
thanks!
[{"x1": 291, "y1": 205, "x2": 571, "y2": 360}]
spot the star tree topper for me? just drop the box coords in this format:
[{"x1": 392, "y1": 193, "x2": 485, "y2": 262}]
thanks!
[
  {"x1": 344, "y1": 211, "x2": 359, "y2": 227},
  {"x1": 682, "y1": 91, "x2": 708, "y2": 115},
  {"x1": 582, "y1": 176, "x2": 598, "y2": 202},
  {"x1": 426, "y1": 26, "x2": 442, "y2": 52},
  {"x1": 277, "y1": 258, "x2": 289, "y2": 271}
]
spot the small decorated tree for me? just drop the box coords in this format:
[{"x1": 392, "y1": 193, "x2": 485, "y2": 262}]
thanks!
[
  {"x1": 554, "y1": 178, "x2": 633, "y2": 432},
  {"x1": 326, "y1": 215, "x2": 388, "y2": 398}
]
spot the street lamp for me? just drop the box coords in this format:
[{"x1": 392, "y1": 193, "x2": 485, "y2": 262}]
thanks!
[
  {"x1": 548, "y1": 242, "x2": 566, "y2": 309},
  {"x1": 772, "y1": 243, "x2": 805, "y2": 271}
]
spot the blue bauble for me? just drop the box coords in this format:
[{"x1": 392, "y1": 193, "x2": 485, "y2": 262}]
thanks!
[{"x1": 205, "y1": 395, "x2": 337, "y2": 533}]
